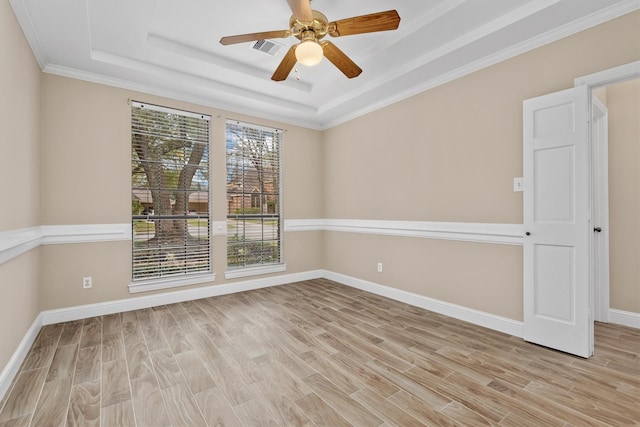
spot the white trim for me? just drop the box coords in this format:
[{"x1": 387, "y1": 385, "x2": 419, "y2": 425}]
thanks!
[
  {"x1": 4, "y1": 268, "x2": 637, "y2": 403},
  {"x1": 0, "y1": 312, "x2": 43, "y2": 401},
  {"x1": 131, "y1": 100, "x2": 211, "y2": 121},
  {"x1": 0, "y1": 227, "x2": 42, "y2": 265},
  {"x1": 12, "y1": 0, "x2": 636, "y2": 131},
  {"x1": 575, "y1": 60, "x2": 640, "y2": 88},
  {"x1": 324, "y1": 270, "x2": 524, "y2": 338},
  {"x1": 284, "y1": 219, "x2": 325, "y2": 232},
  {"x1": 575, "y1": 61, "x2": 640, "y2": 329},
  {"x1": 42, "y1": 270, "x2": 324, "y2": 325},
  {"x1": 286, "y1": 219, "x2": 524, "y2": 245},
  {"x1": 0, "y1": 224, "x2": 131, "y2": 267},
  {"x1": 609, "y1": 309, "x2": 640, "y2": 329},
  {"x1": 320, "y1": 0, "x2": 563, "y2": 117},
  {"x1": 129, "y1": 273, "x2": 216, "y2": 294},
  {"x1": 42, "y1": 64, "x2": 323, "y2": 131},
  {"x1": 39, "y1": 268, "x2": 524, "y2": 335},
  {"x1": 225, "y1": 264, "x2": 287, "y2": 280},
  {"x1": 212, "y1": 221, "x2": 227, "y2": 236},
  {"x1": 225, "y1": 119, "x2": 284, "y2": 134},
  {"x1": 8, "y1": 0, "x2": 47, "y2": 69},
  {"x1": 1, "y1": 220, "x2": 524, "y2": 268},
  {"x1": 591, "y1": 97, "x2": 610, "y2": 323},
  {"x1": 324, "y1": 2, "x2": 640, "y2": 129},
  {"x1": 41, "y1": 224, "x2": 131, "y2": 245}
]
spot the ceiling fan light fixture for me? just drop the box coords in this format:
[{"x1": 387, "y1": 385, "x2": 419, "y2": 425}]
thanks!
[{"x1": 295, "y1": 40, "x2": 323, "y2": 66}]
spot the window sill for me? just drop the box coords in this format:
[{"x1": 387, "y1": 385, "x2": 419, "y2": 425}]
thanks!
[
  {"x1": 224, "y1": 264, "x2": 287, "y2": 280},
  {"x1": 129, "y1": 273, "x2": 216, "y2": 294}
]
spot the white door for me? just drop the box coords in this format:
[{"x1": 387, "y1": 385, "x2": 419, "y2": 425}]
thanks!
[{"x1": 523, "y1": 85, "x2": 592, "y2": 358}]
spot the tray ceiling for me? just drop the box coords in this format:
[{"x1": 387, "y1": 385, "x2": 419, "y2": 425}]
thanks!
[{"x1": 10, "y1": 0, "x2": 639, "y2": 129}]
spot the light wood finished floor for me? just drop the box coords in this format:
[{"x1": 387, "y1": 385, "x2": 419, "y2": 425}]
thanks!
[{"x1": 0, "y1": 279, "x2": 638, "y2": 426}]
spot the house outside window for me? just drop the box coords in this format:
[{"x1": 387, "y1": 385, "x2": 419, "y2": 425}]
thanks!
[
  {"x1": 131, "y1": 101, "x2": 211, "y2": 286},
  {"x1": 226, "y1": 120, "x2": 282, "y2": 271}
]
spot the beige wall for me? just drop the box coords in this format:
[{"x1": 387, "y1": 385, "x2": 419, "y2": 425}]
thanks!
[
  {"x1": 38, "y1": 75, "x2": 324, "y2": 310},
  {"x1": 0, "y1": 2, "x2": 41, "y2": 371},
  {"x1": 322, "y1": 11, "x2": 640, "y2": 321},
  {"x1": 607, "y1": 79, "x2": 640, "y2": 313},
  {"x1": 325, "y1": 232, "x2": 523, "y2": 320}
]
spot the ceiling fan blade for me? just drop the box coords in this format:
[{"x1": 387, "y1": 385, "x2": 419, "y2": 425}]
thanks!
[
  {"x1": 286, "y1": 0, "x2": 313, "y2": 22},
  {"x1": 220, "y1": 30, "x2": 290, "y2": 45},
  {"x1": 321, "y1": 41, "x2": 362, "y2": 79},
  {"x1": 271, "y1": 45, "x2": 298, "y2": 81},
  {"x1": 328, "y1": 10, "x2": 400, "y2": 37}
]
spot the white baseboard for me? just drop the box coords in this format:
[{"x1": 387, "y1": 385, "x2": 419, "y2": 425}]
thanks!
[
  {"x1": 2, "y1": 268, "x2": 523, "y2": 403},
  {"x1": 609, "y1": 308, "x2": 640, "y2": 329},
  {"x1": 0, "y1": 313, "x2": 43, "y2": 402},
  {"x1": 39, "y1": 269, "x2": 525, "y2": 338},
  {"x1": 323, "y1": 270, "x2": 524, "y2": 338},
  {"x1": 6, "y1": 270, "x2": 640, "y2": 399},
  {"x1": 13, "y1": 269, "x2": 638, "y2": 403},
  {"x1": 41, "y1": 270, "x2": 324, "y2": 325}
]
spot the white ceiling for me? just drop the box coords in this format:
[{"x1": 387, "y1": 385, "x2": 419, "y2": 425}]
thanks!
[{"x1": 10, "y1": 0, "x2": 639, "y2": 129}]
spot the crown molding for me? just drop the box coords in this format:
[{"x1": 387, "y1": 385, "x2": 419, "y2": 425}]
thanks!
[
  {"x1": 9, "y1": 0, "x2": 47, "y2": 68},
  {"x1": 322, "y1": 0, "x2": 640, "y2": 129}
]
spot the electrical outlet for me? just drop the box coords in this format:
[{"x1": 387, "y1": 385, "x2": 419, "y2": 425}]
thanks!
[
  {"x1": 377, "y1": 263, "x2": 383, "y2": 273},
  {"x1": 82, "y1": 277, "x2": 92, "y2": 289}
]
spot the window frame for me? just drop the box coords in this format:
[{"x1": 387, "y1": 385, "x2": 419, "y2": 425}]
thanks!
[
  {"x1": 130, "y1": 101, "x2": 214, "y2": 293},
  {"x1": 225, "y1": 119, "x2": 285, "y2": 278}
]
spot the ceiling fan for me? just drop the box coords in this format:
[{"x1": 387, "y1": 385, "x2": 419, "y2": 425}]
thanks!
[{"x1": 220, "y1": 0, "x2": 400, "y2": 81}]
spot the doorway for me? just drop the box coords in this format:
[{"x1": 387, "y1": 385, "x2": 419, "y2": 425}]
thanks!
[
  {"x1": 575, "y1": 61, "x2": 640, "y2": 328},
  {"x1": 521, "y1": 61, "x2": 640, "y2": 358},
  {"x1": 590, "y1": 77, "x2": 640, "y2": 327}
]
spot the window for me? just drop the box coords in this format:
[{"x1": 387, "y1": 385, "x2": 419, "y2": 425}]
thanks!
[
  {"x1": 226, "y1": 120, "x2": 282, "y2": 271},
  {"x1": 131, "y1": 101, "x2": 211, "y2": 284}
]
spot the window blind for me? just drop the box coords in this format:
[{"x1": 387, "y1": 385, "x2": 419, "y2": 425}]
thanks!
[
  {"x1": 131, "y1": 101, "x2": 211, "y2": 281},
  {"x1": 226, "y1": 120, "x2": 282, "y2": 269}
]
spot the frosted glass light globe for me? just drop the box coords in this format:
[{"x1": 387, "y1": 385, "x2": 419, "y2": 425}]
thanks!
[{"x1": 295, "y1": 41, "x2": 323, "y2": 66}]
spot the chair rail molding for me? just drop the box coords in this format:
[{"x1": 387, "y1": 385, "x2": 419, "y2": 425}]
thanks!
[
  {"x1": 285, "y1": 219, "x2": 524, "y2": 245},
  {"x1": 0, "y1": 227, "x2": 42, "y2": 265},
  {"x1": 0, "y1": 224, "x2": 131, "y2": 266},
  {"x1": 2, "y1": 220, "x2": 523, "y2": 268}
]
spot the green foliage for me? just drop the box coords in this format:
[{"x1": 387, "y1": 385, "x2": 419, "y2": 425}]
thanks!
[
  {"x1": 227, "y1": 235, "x2": 279, "y2": 267},
  {"x1": 187, "y1": 218, "x2": 209, "y2": 227},
  {"x1": 233, "y1": 207, "x2": 261, "y2": 215},
  {"x1": 132, "y1": 199, "x2": 144, "y2": 215},
  {"x1": 133, "y1": 220, "x2": 155, "y2": 233},
  {"x1": 132, "y1": 246, "x2": 210, "y2": 279}
]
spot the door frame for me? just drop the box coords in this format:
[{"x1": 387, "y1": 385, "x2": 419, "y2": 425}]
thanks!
[
  {"x1": 574, "y1": 61, "x2": 640, "y2": 324},
  {"x1": 590, "y1": 96, "x2": 609, "y2": 322}
]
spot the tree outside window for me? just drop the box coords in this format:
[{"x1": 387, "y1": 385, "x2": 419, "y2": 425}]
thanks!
[{"x1": 131, "y1": 102, "x2": 211, "y2": 280}]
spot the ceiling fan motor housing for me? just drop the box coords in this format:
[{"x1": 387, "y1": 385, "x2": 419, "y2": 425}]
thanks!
[{"x1": 290, "y1": 10, "x2": 329, "y2": 42}]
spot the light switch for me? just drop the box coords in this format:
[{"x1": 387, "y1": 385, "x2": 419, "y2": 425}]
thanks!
[{"x1": 513, "y1": 177, "x2": 523, "y2": 192}]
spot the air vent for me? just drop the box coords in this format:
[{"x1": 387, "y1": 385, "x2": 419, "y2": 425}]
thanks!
[{"x1": 252, "y1": 40, "x2": 283, "y2": 55}]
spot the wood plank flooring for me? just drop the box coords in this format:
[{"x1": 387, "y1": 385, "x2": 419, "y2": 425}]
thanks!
[{"x1": 0, "y1": 278, "x2": 638, "y2": 426}]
